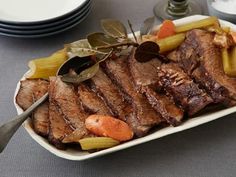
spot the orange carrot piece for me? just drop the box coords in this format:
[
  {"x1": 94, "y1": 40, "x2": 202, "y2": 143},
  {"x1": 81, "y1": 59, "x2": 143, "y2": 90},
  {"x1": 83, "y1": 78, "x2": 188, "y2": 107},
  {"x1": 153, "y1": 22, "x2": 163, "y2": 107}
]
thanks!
[
  {"x1": 157, "y1": 20, "x2": 176, "y2": 40},
  {"x1": 85, "y1": 115, "x2": 134, "y2": 141}
]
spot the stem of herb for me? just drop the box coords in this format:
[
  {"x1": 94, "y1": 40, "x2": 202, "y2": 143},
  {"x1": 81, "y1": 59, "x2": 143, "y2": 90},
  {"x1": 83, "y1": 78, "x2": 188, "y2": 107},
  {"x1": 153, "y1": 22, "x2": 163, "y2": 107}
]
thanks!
[
  {"x1": 128, "y1": 20, "x2": 138, "y2": 43},
  {"x1": 96, "y1": 41, "x2": 138, "y2": 50}
]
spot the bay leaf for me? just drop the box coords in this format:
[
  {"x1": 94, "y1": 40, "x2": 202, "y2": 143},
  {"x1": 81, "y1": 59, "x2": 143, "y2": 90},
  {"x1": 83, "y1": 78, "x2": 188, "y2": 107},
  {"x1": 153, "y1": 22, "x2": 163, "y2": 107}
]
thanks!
[
  {"x1": 135, "y1": 41, "x2": 160, "y2": 62},
  {"x1": 140, "y1": 16, "x2": 155, "y2": 37},
  {"x1": 62, "y1": 62, "x2": 100, "y2": 84},
  {"x1": 101, "y1": 19, "x2": 127, "y2": 38},
  {"x1": 61, "y1": 50, "x2": 113, "y2": 84},
  {"x1": 135, "y1": 41, "x2": 169, "y2": 63},
  {"x1": 66, "y1": 39, "x2": 106, "y2": 58},
  {"x1": 87, "y1": 32, "x2": 118, "y2": 52}
]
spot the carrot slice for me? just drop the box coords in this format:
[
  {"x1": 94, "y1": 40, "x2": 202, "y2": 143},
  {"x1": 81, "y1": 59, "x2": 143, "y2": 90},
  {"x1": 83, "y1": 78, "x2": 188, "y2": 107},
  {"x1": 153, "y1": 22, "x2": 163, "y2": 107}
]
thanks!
[
  {"x1": 157, "y1": 20, "x2": 176, "y2": 40},
  {"x1": 85, "y1": 115, "x2": 133, "y2": 141}
]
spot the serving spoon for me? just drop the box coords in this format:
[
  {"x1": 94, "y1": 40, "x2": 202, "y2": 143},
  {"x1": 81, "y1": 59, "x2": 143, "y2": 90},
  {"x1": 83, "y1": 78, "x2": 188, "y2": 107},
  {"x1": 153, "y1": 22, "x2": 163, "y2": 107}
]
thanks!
[{"x1": 0, "y1": 56, "x2": 93, "y2": 153}]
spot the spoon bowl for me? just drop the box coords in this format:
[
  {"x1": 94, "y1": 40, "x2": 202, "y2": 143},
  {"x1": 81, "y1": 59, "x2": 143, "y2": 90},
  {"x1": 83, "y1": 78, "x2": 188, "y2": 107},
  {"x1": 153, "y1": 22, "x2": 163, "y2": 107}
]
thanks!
[{"x1": 57, "y1": 56, "x2": 94, "y2": 76}]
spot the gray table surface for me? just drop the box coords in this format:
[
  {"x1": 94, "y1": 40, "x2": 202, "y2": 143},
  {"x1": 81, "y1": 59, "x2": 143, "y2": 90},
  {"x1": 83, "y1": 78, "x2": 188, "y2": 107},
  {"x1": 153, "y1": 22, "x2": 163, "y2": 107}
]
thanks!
[{"x1": 1, "y1": 0, "x2": 236, "y2": 177}]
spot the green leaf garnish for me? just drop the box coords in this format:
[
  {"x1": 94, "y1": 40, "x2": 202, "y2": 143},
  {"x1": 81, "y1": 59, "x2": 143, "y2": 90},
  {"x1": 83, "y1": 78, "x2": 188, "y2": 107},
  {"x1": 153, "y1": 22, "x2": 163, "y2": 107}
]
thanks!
[
  {"x1": 61, "y1": 50, "x2": 113, "y2": 84},
  {"x1": 101, "y1": 19, "x2": 127, "y2": 39},
  {"x1": 66, "y1": 39, "x2": 107, "y2": 57},
  {"x1": 87, "y1": 32, "x2": 118, "y2": 52}
]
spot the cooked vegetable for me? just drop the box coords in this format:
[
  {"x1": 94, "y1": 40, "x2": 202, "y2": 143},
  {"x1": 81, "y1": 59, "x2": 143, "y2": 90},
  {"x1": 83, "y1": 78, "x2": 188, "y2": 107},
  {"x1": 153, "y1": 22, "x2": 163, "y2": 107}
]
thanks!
[
  {"x1": 79, "y1": 137, "x2": 120, "y2": 150},
  {"x1": 175, "y1": 16, "x2": 218, "y2": 33},
  {"x1": 205, "y1": 25, "x2": 225, "y2": 35},
  {"x1": 213, "y1": 33, "x2": 234, "y2": 48},
  {"x1": 85, "y1": 115, "x2": 134, "y2": 141},
  {"x1": 230, "y1": 31, "x2": 236, "y2": 44},
  {"x1": 222, "y1": 47, "x2": 236, "y2": 77},
  {"x1": 157, "y1": 20, "x2": 176, "y2": 40},
  {"x1": 142, "y1": 34, "x2": 157, "y2": 43},
  {"x1": 222, "y1": 27, "x2": 231, "y2": 33},
  {"x1": 26, "y1": 49, "x2": 68, "y2": 79},
  {"x1": 157, "y1": 33, "x2": 185, "y2": 53}
]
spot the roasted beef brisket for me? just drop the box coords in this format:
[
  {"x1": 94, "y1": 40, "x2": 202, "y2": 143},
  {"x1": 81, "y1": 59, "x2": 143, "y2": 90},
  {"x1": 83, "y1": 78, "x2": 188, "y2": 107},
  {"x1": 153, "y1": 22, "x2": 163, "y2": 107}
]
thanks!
[
  {"x1": 141, "y1": 86, "x2": 184, "y2": 126},
  {"x1": 16, "y1": 79, "x2": 49, "y2": 136},
  {"x1": 168, "y1": 29, "x2": 236, "y2": 105},
  {"x1": 48, "y1": 77, "x2": 74, "y2": 149},
  {"x1": 103, "y1": 55, "x2": 163, "y2": 127},
  {"x1": 78, "y1": 83, "x2": 112, "y2": 115},
  {"x1": 50, "y1": 77, "x2": 89, "y2": 141},
  {"x1": 32, "y1": 81, "x2": 49, "y2": 137},
  {"x1": 128, "y1": 50, "x2": 184, "y2": 125},
  {"x1": 158, "y1": 63, "x2": 213, "y2": 115},
  {"x1": 90, "y1": 69, "x2": 150, "y2": 136},
  {"x1": 128, "y1": 49, "x2": 161, "y2": 89}
]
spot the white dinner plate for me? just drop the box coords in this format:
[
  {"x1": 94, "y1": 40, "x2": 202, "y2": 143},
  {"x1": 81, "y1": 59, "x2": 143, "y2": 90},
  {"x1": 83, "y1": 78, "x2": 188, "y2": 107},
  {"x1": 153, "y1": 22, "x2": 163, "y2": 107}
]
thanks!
[
  {"x1": 0, "y1": 0, "x2": 88, "y2": 23},
  {"x1": 14, "y1": 15, "x2": 236, "y2": 160},
  {"x1": 0, "y1": 3, "x2": 91, "y2": 35},
  {"x1": 0, "y1": 7, "x2": 91, "y2": 38},
  {"x1": 0, "y1": 0, "x2": 91, "y2": 30}
]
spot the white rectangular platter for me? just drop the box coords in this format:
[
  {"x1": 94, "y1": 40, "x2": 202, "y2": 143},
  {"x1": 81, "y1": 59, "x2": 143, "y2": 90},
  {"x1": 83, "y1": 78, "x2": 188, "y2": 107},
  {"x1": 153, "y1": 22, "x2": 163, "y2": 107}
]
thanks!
[{"x1": 14, "y1": 15, "x2": 236, "y2": 161}]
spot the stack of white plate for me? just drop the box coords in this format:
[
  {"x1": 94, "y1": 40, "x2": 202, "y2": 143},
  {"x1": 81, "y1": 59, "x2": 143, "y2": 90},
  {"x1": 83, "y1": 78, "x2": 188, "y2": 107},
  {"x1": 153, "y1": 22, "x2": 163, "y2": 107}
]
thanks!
[{"x1": 0, "y1": 0, "x2": 91, "y2": 38}]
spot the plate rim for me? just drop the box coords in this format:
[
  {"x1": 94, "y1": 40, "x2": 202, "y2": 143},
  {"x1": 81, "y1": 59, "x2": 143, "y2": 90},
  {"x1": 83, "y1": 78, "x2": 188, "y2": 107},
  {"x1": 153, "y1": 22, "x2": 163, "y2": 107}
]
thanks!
[
  {"x1": 0, "y1": 3, "x2": 91, "y2": 35},
  {"x1": 0, "y1": 0, "x2": 90, "y2": 24},
  {"x1": 13, "y1": 15, "x2": 236, "y2": 160},
  {"x1": 0, "y1": 0, "x2": 91, "y2": 30},
  {"x1": 0, "y1": 8, "x2": 91, "y2": 38}
]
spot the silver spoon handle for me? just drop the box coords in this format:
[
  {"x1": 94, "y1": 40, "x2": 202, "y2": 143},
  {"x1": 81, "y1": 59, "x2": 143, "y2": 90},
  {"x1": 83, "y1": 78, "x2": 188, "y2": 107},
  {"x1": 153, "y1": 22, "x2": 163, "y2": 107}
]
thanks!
[{"x1": 0, "y1": 93, "x2": 48, "y2": 153}]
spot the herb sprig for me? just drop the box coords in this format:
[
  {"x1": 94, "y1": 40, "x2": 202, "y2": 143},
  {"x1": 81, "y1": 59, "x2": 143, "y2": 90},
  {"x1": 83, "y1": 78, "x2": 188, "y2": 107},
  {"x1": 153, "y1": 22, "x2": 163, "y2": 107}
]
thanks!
[{"x1": 63, "y1": 17, "x2": 166, "y2": 84}]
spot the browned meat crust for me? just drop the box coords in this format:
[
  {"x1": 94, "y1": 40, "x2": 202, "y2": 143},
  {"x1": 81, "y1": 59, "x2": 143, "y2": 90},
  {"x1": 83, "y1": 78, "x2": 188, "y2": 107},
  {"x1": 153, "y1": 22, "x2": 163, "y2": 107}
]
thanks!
[
  {"x1": 128, "y1": 49, "x2": 161, "y2": 90},
  {"x1": 78, "y1": 83, "x2": 112, "y2": 115},
  {"x1": 158, "y1": 63, "x2": 213, "y2": 116},
  {"x1": 16, "y1": 79, "x2": 49, "y2": 136},
  {"x1": 50, "y1": 76, "x2": 89, "y2": 140},
  {"x1": 141, "y1": 86, "x2": 184, "y2": 126},
  {"x1": 89, "y1": 69, "x2": 150, "y2": 136},
  {"x1": 89, "y1": 69, "x2": 129, "y2": 121},
  {"x1": 168, "y1": 29, "x2": 236, "y2": 105},
  {"x1": 103, "y1": 55, "x2": 163, "y2": 127},
  {"x1": 48, "y1": 77, "x2": 74, "y2": 149},
  {"x1": 128, "y1": 50, "x2": 184, "y2": 125},
  {"x1": 16, "y1": 79, "x2": 39, "y2": 110}
]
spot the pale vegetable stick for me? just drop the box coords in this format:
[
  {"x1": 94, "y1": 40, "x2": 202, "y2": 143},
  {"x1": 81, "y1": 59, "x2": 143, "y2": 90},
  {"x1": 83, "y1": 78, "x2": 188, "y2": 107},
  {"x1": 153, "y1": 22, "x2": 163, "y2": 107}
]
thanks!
[
  {"x1": 175, "y1": 16, "x2": 218, "y2": 33},
  {"x1": 79, "y1": 137, "x2": 120, "y2": 150},
  {"x1": 157, "y1": 33, "x2": 185, "y2": 53},
  {"x1": 222, "y1": 47, "x2": 236, "y2": 77},
  {"x1": 25, "y1": 49, "x2": 68, "y2": 79}
]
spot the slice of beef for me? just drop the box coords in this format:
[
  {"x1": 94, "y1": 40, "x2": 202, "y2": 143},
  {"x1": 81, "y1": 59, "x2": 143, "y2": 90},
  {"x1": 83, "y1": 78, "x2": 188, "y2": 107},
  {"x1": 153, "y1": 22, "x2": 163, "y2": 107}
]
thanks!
[
  {"x1": 78, "y1": 83, "x2": 112, "y2": 115},
  {"x1": 48, "y1": 77, "x2": 74, "y2": 149},
  {"x1": 128, "y1": 49, "x2": 161, "y2": 90},
  {"x1": 32, "y1": 80, "x2": 49, "y2": 137},
  {"x1": 16, "y1": 79, "x2": 49, "y2": 136},
  {"x1": 90, "y1": 69, "x2": 150, "y2": 136},
  {"x1": 128, "y1": 50, "x2": 184, "y2": 125},
  {"x1": 141, "y1": 86, "x2": 183, "y2": 126},
  {"x1": 187, "y1": 29, "x2": 236, "y2": 105},
  {"x1": 168, "y1": 29, "x2": 236, "y2": 105},
  {"x1": 103, "y1": 55, "x2": 163, "y2": 127},
  {"x1": 50, "y1": 76, "x2": 89, "y2": 140},
  {"x1": 89, "y1": 69, "x2": 129, "y2": 121},
  {"x1": 158, "y1": 63, "x2": 213, "y2": 116},
  {"x1": 16, "y1": 79, "x2": 37, "y2": 110}
]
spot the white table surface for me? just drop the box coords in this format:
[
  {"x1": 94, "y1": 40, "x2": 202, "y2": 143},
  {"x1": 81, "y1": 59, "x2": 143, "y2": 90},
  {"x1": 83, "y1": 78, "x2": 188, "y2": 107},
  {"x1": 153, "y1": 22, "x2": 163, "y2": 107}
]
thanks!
[{"x1": 2, "y1": 0, "x2": 236, "y2": 177}]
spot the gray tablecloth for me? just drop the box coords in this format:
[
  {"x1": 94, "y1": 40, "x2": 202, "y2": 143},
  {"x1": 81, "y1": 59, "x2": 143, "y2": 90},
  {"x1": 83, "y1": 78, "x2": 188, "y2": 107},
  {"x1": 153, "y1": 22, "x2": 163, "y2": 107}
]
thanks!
[{"x1": 1, "y1": 0, "x2": 236, "y2": 177}]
